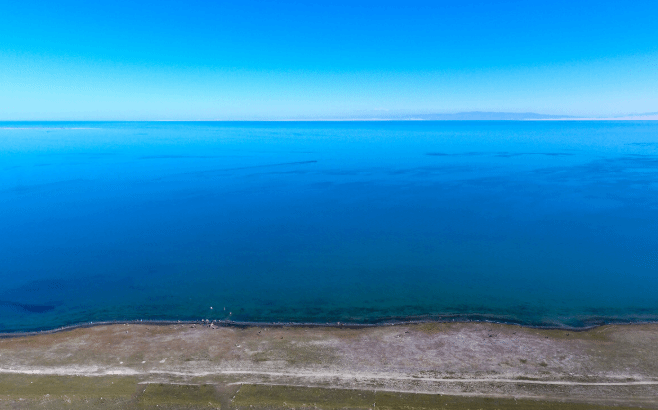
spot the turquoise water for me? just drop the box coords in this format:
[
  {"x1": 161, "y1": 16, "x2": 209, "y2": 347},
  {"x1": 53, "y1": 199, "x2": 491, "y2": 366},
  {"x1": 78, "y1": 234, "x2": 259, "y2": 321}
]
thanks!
[{"x1": 1, "y1": 121, "x2": 657, "y2": 332}]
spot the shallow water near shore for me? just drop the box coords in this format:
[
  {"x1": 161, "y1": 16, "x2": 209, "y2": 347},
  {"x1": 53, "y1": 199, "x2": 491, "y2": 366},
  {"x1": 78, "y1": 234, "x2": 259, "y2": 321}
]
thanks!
[{"x1": 1, "y1": 121, "x2": 657, "y2": 332}]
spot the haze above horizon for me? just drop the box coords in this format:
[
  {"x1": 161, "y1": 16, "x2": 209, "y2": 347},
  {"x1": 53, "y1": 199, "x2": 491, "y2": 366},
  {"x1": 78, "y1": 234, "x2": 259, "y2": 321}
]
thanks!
[{"x1": 1, "y1": 0, "x2": 657, "y2": 120}]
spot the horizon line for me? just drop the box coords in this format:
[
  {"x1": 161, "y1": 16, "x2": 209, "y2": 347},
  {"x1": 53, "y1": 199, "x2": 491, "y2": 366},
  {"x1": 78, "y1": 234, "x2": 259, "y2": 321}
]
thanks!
[
  {"x1": 2, "y1": 118, "x2": 658, "y2": 122},
  {"x1": 2, "y1": 111, "x2": 658, "y2": 122}
]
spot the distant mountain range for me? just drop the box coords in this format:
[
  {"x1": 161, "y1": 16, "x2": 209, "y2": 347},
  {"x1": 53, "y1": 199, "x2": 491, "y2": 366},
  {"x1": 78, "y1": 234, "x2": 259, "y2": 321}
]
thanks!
[
  {"x1": 297, "y1": 111, "x2": 577, "y2": 121},
  {"x1": 303, "y1": 111, "x2": 658, "y2": 121},
  {"x1": 388, "y1": 112, "x2": 576, "y2": 120}
]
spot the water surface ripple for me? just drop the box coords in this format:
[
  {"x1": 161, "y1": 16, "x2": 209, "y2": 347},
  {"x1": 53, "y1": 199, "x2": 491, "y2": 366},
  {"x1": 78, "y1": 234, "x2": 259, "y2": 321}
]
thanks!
[{"x1": 1, "y1": 121, "x2": 657, "y2": 332}]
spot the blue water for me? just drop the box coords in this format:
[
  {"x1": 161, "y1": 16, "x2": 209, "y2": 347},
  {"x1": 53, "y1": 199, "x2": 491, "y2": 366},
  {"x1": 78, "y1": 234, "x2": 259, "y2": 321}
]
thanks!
[{"x1": 1, "y1": 121, "x2": 657, "y2": 332}]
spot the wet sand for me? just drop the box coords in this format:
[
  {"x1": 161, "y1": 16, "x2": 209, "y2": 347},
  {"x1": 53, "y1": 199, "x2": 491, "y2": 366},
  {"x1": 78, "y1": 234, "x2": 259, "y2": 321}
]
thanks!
[{"x1": 1, "y1": 322, "x2": 657, "y2": 408}]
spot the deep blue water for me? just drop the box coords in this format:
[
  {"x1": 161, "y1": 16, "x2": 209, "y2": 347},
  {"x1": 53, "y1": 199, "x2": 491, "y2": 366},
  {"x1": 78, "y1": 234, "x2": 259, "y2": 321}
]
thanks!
[{"x1": 1, "y1": 121, "x2": 657, "y2": 332}]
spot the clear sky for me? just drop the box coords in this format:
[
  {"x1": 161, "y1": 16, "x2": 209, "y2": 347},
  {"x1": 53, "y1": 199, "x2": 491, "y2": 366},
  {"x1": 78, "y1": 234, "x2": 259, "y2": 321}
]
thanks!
[{"x1": 1, "y1": 0, "x2": 657, "y2": 120}]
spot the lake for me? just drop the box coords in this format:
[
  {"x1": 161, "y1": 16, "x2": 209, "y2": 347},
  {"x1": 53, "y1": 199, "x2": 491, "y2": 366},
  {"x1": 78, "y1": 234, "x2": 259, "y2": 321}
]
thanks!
[{"x1": 1, "y1": 121, "x2": 657, "y2": 332}]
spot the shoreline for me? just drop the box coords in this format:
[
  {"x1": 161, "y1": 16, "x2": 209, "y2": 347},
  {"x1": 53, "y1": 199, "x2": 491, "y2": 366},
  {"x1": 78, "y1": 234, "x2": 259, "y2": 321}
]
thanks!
[
  {"x1": 3, "y1": 316, "x2": 658, "y2": 339},
  {"x1": 2, "y1": 321, "x2": 658, "y2": 408}
]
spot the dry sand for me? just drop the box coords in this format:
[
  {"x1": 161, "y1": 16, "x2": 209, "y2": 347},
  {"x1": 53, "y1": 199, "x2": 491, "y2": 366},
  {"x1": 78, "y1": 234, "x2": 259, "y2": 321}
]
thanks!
[{"x1": 1, "y1": 322, "x2": 657, "y2": 408}]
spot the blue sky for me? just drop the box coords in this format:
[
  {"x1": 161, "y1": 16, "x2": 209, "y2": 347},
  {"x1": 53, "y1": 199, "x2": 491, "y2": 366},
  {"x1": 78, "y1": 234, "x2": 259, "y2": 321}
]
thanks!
[{"x1": 1, "y1": 0, "x2": 657, "y2": 120}]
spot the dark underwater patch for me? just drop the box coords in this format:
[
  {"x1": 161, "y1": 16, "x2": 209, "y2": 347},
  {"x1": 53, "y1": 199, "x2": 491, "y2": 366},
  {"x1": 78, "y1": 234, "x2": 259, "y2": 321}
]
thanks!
[
  {"x1": 138, "y1": 155, "x2": 222, "y2": 159},
  {"x1": 427, "y1": 151, "x2": 573, "y2": 158},
  {"x1": 0, "y1": 301, "x2": 55, "y2": 313}
]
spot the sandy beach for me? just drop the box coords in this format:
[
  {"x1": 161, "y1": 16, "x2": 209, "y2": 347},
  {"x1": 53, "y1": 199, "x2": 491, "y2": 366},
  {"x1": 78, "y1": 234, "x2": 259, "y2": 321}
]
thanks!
[{"x1": 1, "y1": 322, "x2": 657, "y2": 408}]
